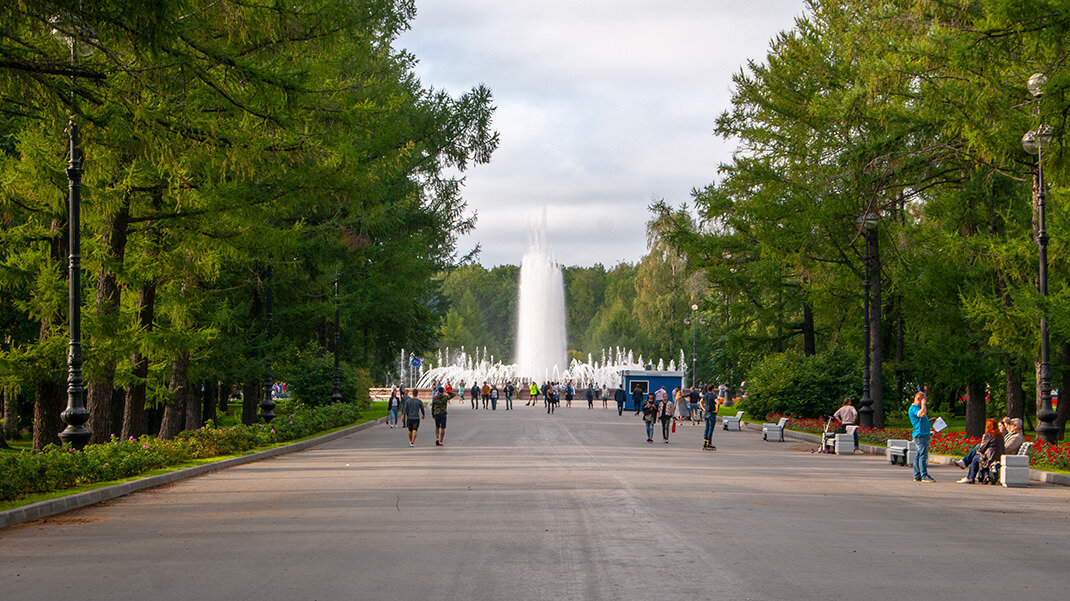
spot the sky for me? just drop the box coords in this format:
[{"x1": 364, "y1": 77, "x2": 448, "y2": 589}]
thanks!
[{"x1": 396, "y1": 0, "x2": 808, "y2": 267}]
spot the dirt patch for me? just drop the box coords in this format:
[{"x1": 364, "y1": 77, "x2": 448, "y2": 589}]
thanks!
[{"x1": 788, "y1": 444, "x2": 818, "y2": 453}]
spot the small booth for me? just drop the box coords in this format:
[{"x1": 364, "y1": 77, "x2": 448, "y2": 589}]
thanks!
[{"x1": 620, "y1": 369, "x2": 686, "y2": 412}]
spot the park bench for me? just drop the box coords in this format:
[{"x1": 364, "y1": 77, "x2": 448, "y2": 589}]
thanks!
[
  {"x1": 722, "y1": 411, "x2": 744, "y2": 431},
  {"x1": 999, "y1": 441, "x2": 1034, "y2": 488},
  {"x1": 886, "y1": 439, "x2": 915, "y2": 465},
  {"x1": 834, "y1": 426, "x2": 859, "y2": 454},
  {"x1": 762, "y1": 417, "x2": 788, "y2": 442}
]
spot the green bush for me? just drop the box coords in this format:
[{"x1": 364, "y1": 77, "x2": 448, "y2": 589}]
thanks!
[
  {"x1": 737, "y1": 349, "x2": 856, "y2": 419},
  {"x1": 0, "y1": 401, "x2": 364, "y2": 502},
  {"x1": 280, "y1": 346, "x2": 370, "y2": 409}
]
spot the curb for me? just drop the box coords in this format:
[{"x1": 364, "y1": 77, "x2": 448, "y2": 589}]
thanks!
[
  {"x1": 0, "y1": 417, "x2": 387, "y2": 530},
  {"x1": 738, "y1": 421, "x2": 1070, "y2": 487}
]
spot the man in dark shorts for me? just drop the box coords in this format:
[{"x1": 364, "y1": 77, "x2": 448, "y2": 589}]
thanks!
[
  {"x1": 403, "y1": 389, "x2": 426, "y2": 447},
  {"x1": 431, "y1": 386, "x2": 455, "y2": 446}
]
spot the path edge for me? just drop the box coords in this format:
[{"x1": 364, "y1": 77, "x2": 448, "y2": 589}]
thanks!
[{"x1": 0, "y1": 417, "x2": 387, "y2": 529}]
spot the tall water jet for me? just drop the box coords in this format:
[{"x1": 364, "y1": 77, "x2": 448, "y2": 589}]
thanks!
[{"x1": 516, "y1": 217, "x2": 567, "y2": 381}]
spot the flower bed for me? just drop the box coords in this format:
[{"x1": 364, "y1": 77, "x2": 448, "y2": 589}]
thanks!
[
  {"x1": 772, "y1": 414, "x2": 1070, "y2": 472},
  {"x1": 0, "y1": 401, "x2": 363, "y2": 503}
]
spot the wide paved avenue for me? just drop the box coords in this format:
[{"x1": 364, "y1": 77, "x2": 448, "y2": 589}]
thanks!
[{"x1": 2, "y1": 403, "x2": 1067, "y2": 601}]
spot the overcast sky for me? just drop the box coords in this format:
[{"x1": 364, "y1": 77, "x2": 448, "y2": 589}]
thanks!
[{"x1": 397, "y1": 0, "x2": 807, "y2": 267}]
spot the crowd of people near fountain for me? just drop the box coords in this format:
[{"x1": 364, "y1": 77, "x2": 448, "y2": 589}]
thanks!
[{"x1": 386, "y1": 377, "x2": 733, "y2": 450}]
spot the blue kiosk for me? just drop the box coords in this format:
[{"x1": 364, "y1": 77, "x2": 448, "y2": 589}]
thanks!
[{"x1": 620, "y1": 369, "x2": 686, "y2": 412}]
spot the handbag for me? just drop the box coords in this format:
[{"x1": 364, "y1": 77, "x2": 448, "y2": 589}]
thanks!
[{"x1": 671, "y1": 420, "x2": 676, "y2": 433}]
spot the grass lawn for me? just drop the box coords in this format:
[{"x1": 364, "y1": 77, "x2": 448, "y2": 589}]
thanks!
[{"x1": 0, "y1": 401, "x2": 388, "y2": 512}]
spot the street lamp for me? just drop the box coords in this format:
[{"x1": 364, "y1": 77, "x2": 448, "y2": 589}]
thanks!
[
  {"x1": 331, "y1": 276, "x2": 343, "y2": 403},
  {"x1": 856, "y1": 211, "x2": 880, "y2": 428},
  {"x1": 685, "y1": 303, "x2": 702, "y2": 387},
  {"x1": 1023, "y1": 72, "x2": 1058, "y2": 444},
  {"x1": 51, "y1": 14, "x2": 97, "y2": 450}
]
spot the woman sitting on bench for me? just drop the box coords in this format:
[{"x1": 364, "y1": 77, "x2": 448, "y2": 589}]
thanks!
[{"x1": 958, "y1": 418, "x2": 1004, "y2": 484}]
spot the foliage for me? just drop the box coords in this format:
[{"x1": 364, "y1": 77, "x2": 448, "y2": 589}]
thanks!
[
  {"x1": 0, "y1": 400, "x2": 364, "y2": 501},
  {"x1": 739, "y1": 350, "x2": 855, "y2": 419},
  {"x1": 279, "y1": 345, "x2": 371, "y2": 409}
]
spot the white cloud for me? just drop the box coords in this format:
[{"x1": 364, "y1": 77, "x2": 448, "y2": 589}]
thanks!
[{"x1": 399, "y1": 0, "x2": 807, "y2": 266}]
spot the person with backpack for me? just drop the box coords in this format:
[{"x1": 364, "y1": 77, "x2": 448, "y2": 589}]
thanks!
[
  {"x1": 586, "y1": 383, "x2": 595, "y2": 409},
  {"x1": 431, "y1": 386, "x2": 455, "y2": 446},
  {"x1": 658, "y1": 390, "x2": 675, "y2": 443},
  {"x1": 614, "y1": 386, "x2": 626, "y2": 416},
  {"x1": 641, "y1": 393, "x2": 658, "y2": 443}
]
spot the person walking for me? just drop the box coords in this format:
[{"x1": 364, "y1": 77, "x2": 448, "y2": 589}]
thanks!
[
  {"x1": 614, "y1": 386, "x2": 626, "y2": 416},
  {"x1": 490, "y1": 384, "x2": 499, "y2": 410},
  {"x1": 565, "y1": 382, "x2": 574, "y2": 407},
  {"x1": 431, "y1": 386, "x2": 455, "y2": 446},
  {"x1": 701, "y1": 384, "x2": 718, "y2": 450},
  {"x1": 528, "y1": 382, "x2": 540, "y2": 406},
  {"x1": 658, "y1": 390, "x2": 674, "y2": 443},
  {"x1": 909, "y1": 391, "x2": 935, "y2": 482},
  {"x1": 403, "y1": 389, "x2": 426, "y2": 447},
  {"x1": 387, "y1": 385, "x2": 401, "y2": 428},
  {"x1": 674, "y1": 387, "x2": 690, "y2": 424},
  {"x1": 688, "y1": 386, "x2": 702, "y2": 423},
  {"x1": 546, "y1": 383, "x2": 558, "y2": 414},
  {"x1": 601, "y1": 384, "x2": 608, "y2": 408},
  {"x1": 632, "y1": 383, "x2": 644, "y2": 415},
  {"x1": 470, "y1": 384, "x2": 480, "y2": 410},
  {"x1": 586, "y1": 383, "x2": 595, "y2": 409},
  {"x1": 504, "y1": 381, "x2": 515, "y2": 410},
  {"x1": 642, "y1": 393, "x2": 658, "y2": 443},
  {"x1": 481, "y1": 382, "x2": 491, "y2": 409}
]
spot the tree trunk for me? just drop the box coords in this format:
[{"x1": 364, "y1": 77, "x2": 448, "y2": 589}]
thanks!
[
  {"x1": 802, "y1": 302, "x2": 816, "y2": 356},
  {"x1": 203, "y1": 381, "x2": 217, "y2": 426},
  {"x1": 159, "y1": 352, "x2": 189, "y2": 439},
  {"x1": 964, "y1": 380, "x2": 985, "y2": 437},
  {"x1": 33, "y1": 379, "x2": 63, "y2": 450},
  {"x1": 241, "y1": 380, "x2": 260, "y2": 425},
  {"x1": 868, "y1": 230, "x2": 884, "y2": 428},
  {"x1": 2, "y1": 385, "x2": 18, "y2": 440},
  {"x1": 86, "y1": 200, "x2": 130, "y2": 444},
  {"x1": 219, "y1": 380, "x2": 231, "y2": 414},
  {"x1": 33, "y1": 218, "x2": 66, "y2": 450},
  {"x1": 121, "y1": 282, "x2": 156, "y2": 440},
  {"x1": 185, "y1": 379, "x2": 202, "y2": 431},
  {"x1": 1006, "y1": 359, "x2": 1025, "y2": 421}
]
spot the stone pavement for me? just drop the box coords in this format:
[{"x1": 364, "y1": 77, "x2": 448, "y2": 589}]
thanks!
[{"x1": 1, "y1": 403, "x2": 1067, "y2": 601}]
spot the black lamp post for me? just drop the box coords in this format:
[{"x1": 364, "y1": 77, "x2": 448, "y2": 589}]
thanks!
[
  {"x1": 331, "y1": 276, "x2": 343, "y2": 403},
  {"x1": 1023, "y1": 73, "x2": 1058, "y2": 444},
  {"x1": 259, "y1": 260, "x2": 276, "y2": 422},
  {"x1": 51, "y1": 15, "x2": 96, "y2": 451},
  {"x1": 857, "y1": 211, "x2": 879, "y2": 428}
]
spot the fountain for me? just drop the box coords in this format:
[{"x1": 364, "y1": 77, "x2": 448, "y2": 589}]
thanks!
[
  {"x1": 415, "y1": 215, "x2": 678, "y2": 389},
  {"x1": 516, "y1": 215, "x2": 567, "y2": 381}
]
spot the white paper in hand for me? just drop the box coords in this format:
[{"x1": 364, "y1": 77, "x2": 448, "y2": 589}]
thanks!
[{"x1": 932, "y1": 417, "x2": 948, "y2": 432}]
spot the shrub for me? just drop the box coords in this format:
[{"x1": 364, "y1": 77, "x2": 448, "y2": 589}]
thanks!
[
  {"x1": 738, "y1": 350, "x2": 855, "y2": 419},
  {"x1": 0, "y1": 401, "x2": 364, "y2": 502},
  {"x1": 280, "y1": 346, "x2": 369, "y2": 409}
]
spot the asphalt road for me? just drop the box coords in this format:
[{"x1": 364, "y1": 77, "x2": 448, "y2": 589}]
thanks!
[{"x1": 2, "y1": 402, "x2": 1067, "y2": 601}]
